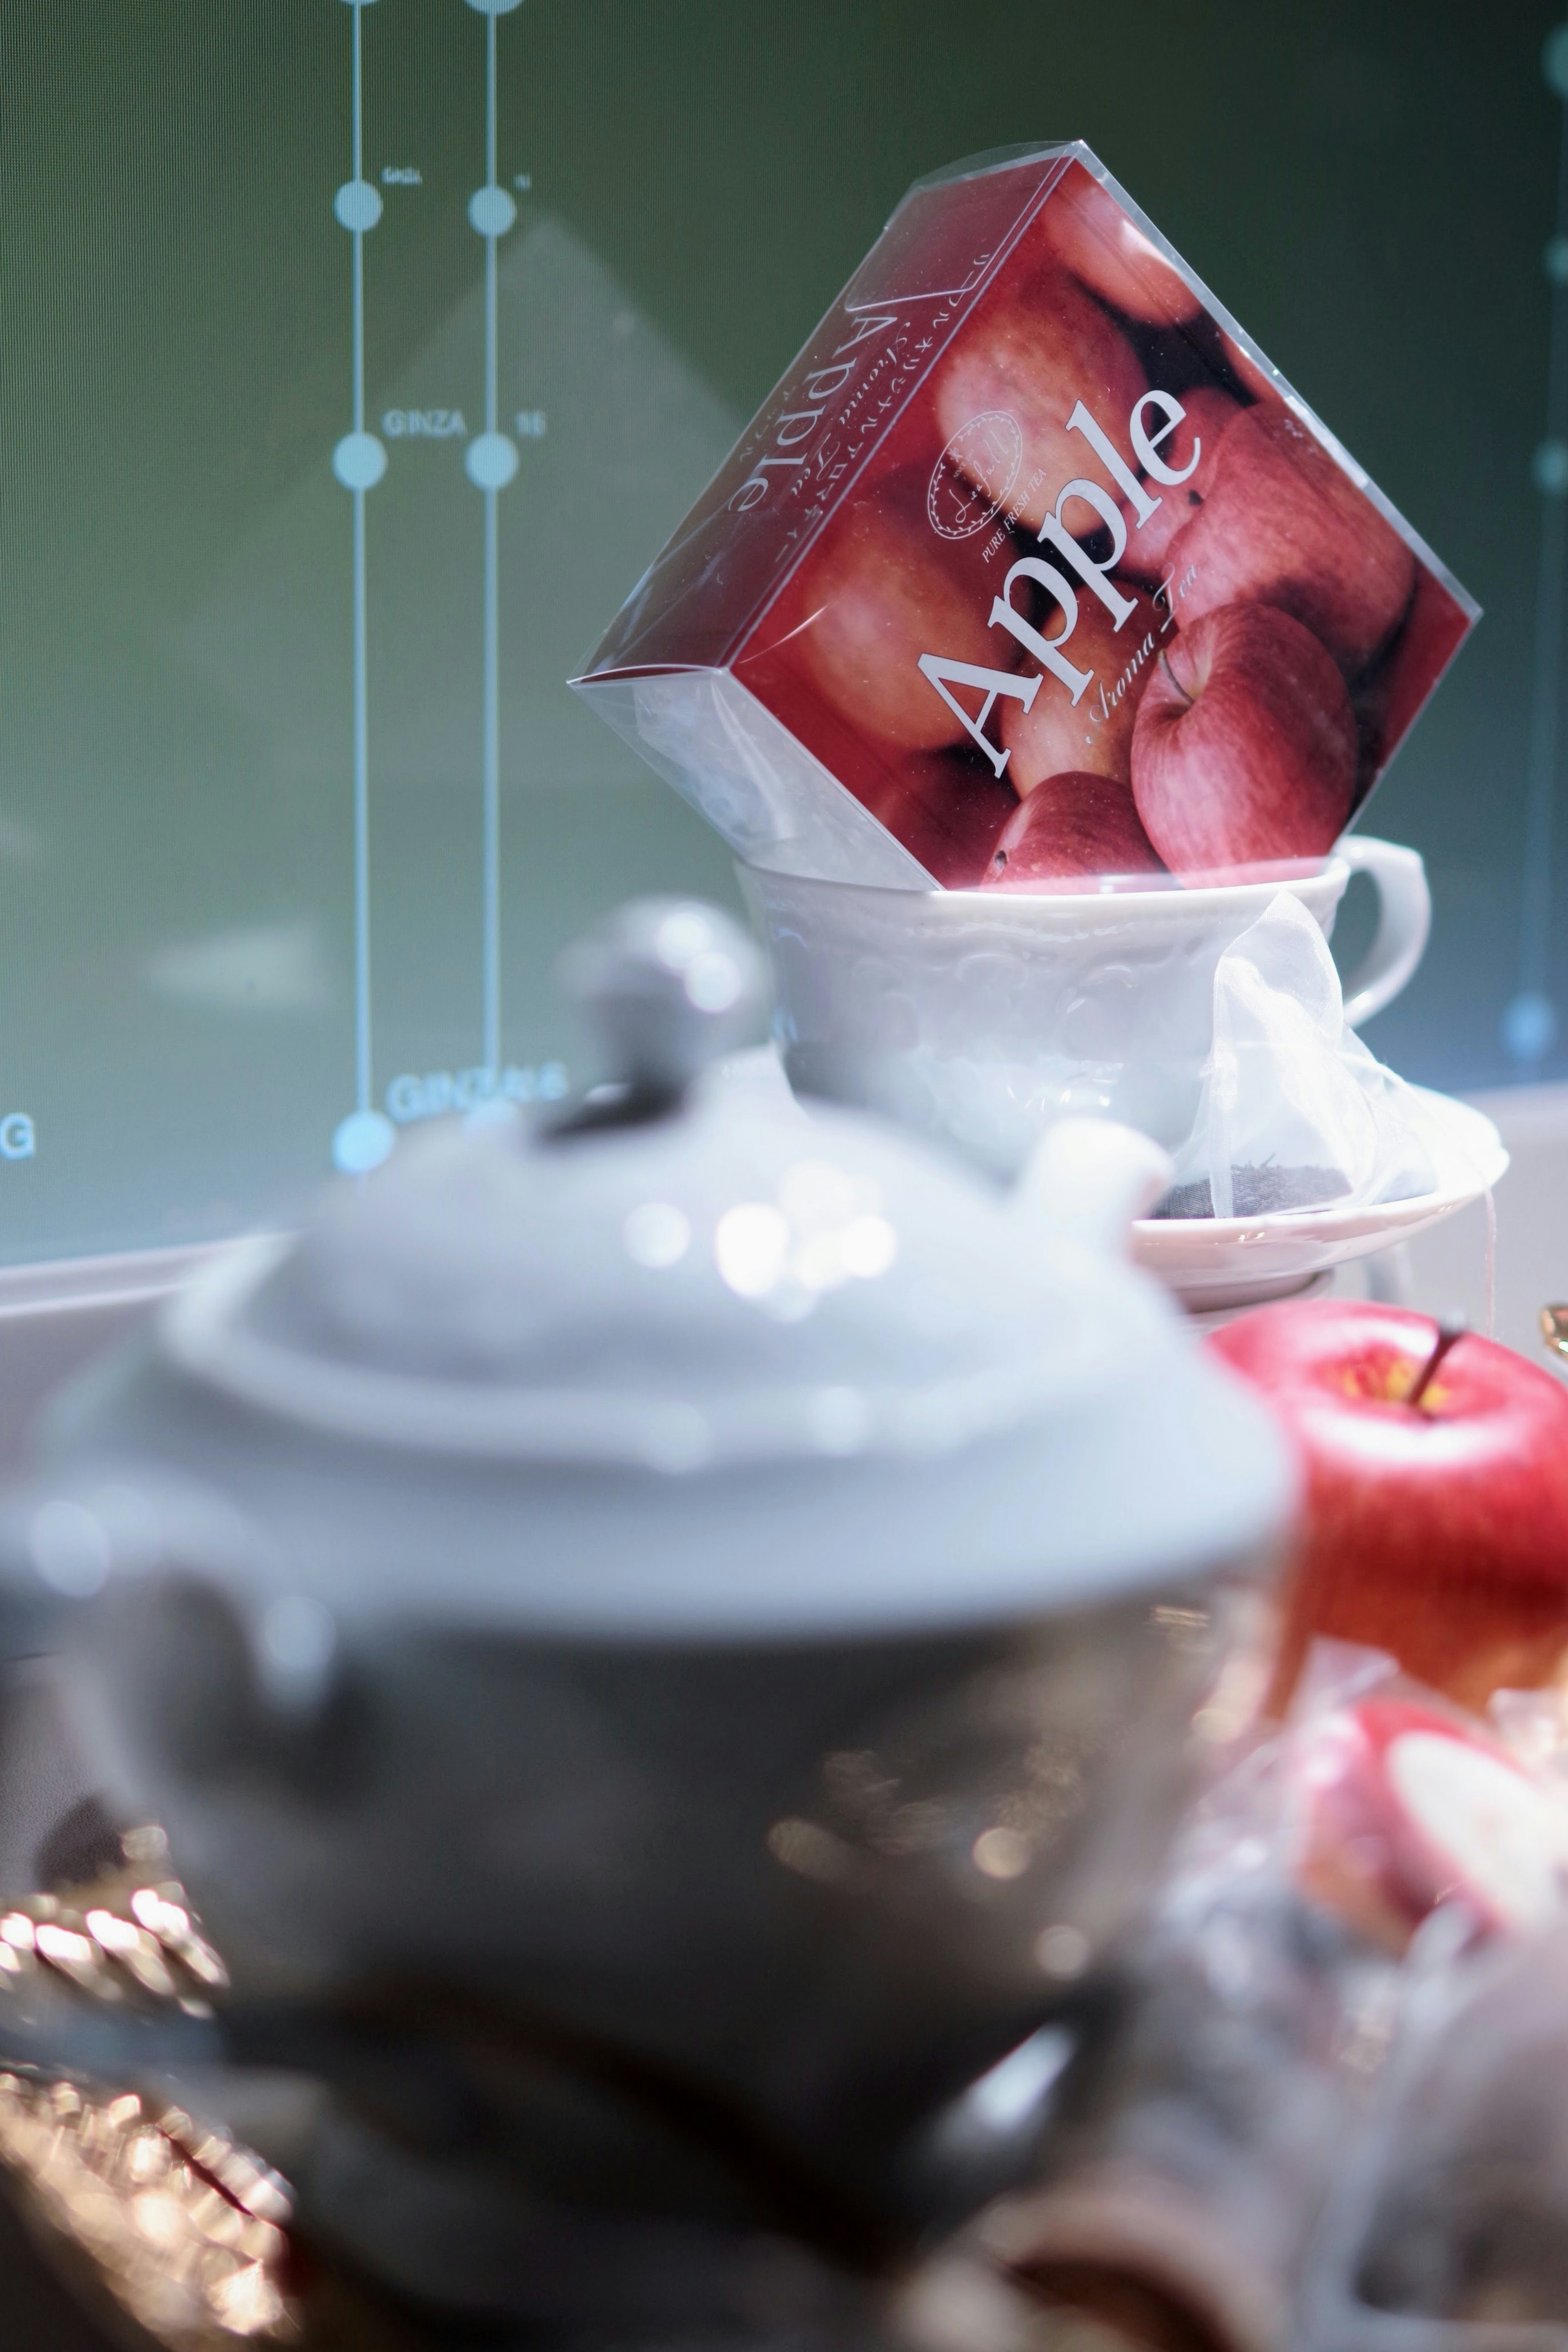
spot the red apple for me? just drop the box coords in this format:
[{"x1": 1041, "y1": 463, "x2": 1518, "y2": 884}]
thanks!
[
  {"x1": 1165, "y1": 403, "x2": 1416, "y2": 678},
  {"x1": 933, "y1": 267, "x2": 1147, "y2": 537},
  {"x1": 999, "y1": 582, "x2": 1165, "y2": 790},
  {"x1": 1116, "y1": 387, "x2": 1246, "y2": 584},
  {"x1": 1037, "y1": 162, "x2": 1203, "y2": 326},
  {"x1": 860, "y1": 751, "x2": 1018, "y2": 887},
  {"x1": 1129, "y1": 602, "x2": 1356, "y2": 874},
  {"x1": 1293, "y1": 1693, "x2": 1568, "y2": 1950},
  {"x1": 980, "y1": 772, "x2": 1165, "y2": 890},
  {"x1": 777, "y1": 469, "x2": 1002, "y2": 753},
  {"x1": 1207, "y1": 1301, "x2": 1568, "y2": 1712}
]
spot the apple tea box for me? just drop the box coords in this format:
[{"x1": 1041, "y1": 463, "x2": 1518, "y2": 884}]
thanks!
[{"x1": 574, "y1": 143, "x2": 1477, "y2": 891}]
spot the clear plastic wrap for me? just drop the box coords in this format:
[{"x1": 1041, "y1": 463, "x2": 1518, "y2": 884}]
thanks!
[
  {"x1": 985, "y1": 1654, "x2": 1568, "y2": 2352},
  {"x1": 1300, "y1": 1686, "x2": 1568, "y2": 2352},
  {"x1": 1302, "y1": 1921, "x2": 1568, "y2": 2352},
  {"x1": 1162, "y1": 893, "x2": 1441, "y2": 1219}
]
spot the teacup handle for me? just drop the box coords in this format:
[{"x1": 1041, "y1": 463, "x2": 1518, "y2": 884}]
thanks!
[{"x1": 1336, "y1": 836, "x2": 1431, "y2": 1028}]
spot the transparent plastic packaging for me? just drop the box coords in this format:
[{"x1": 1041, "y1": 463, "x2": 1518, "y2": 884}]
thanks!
[
  {"x1": 987, "y1": 1654, "x2": 1568, "y2": 2352},
  {"x1": 1161, "y1": 891, "x2": 1441, "y2": 1218},
  {"x1": 1300, "y1": 1674, "x2": 1568, "y2": 2352},
  {"x1": 1301, "y1": 1922, "x2": 1568, "y2": 2352},
  {"x1": 575, "y1": 144, "x2": 1477, "y2": 892}
]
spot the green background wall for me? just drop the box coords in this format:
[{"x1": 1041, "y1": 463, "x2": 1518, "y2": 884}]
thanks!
[{"x1": 0, "y1": 0, "x2": 1558, "y2": 1256}]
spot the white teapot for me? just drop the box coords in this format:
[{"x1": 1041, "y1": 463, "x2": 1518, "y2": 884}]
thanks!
[{"x1": 0, "y1": 901, "x2": 1294, "y2": 2324}]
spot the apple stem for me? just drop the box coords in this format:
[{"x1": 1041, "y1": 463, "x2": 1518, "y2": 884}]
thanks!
[
  {"x1": 1156, "y1": 649, "x2": 1194, "y2": 709},
  {"x1": 1407, "y1": 1315, "x2": 1466, "y2": 1411}
]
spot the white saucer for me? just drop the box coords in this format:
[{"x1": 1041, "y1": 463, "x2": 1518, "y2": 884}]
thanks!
[
  {"x1": 709, "y1": 1054, "x2": 1507, "y2": 1319},
  {"x1": 1132, "y1": 1087, "x2": 1508, "y2": 1313}
]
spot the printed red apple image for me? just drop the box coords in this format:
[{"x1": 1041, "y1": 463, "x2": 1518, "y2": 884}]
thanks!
[
  {"x1": 980, "y1": 772, "x2": 1164, "y2": 891},
  {"x1": 1293, "y1": 1694, "x2": 1568, "y2": 1952},
  {"x1": 579, "y1": 146, "x2": 1479, "y2": 909},
  {"x1": 1353, "y1": 564, "x2": 1474, "y2": 780},
  {"x1": 1130, "y1": 602, "x2": 1356, "y2": 874},
  {"x1": 1165, "y1": 402, "x2": 1416, "y2": 678},
  {"x1": 861, "y1": 751, "x2": 1018, "y2": 888},
  {"x1": 1116, "y1": 386, "x2": 1245, "y2": 583},
  {"x1": 933, "y1": 266, "x2": 1147, "y2": 537},
  {"x1": 1218, "y1": 327, "x2": 1276, "y2": 406},
  {"x1": 1207, "y1": 1301, "x2": 1568, "y2": 1713},
  {"x1": 775, "y1": 469, "x2": 1003, "y2": 753},
  {"x1": 999, "y1": 582, "x2": 1165, "y2": 791},
  {"x1": 1037, "y1": 162, "x2": 1203, "y2": 326}
]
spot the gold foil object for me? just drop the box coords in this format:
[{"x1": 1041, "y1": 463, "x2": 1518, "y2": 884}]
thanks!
[
  {"x1": 0, "y1": 1826, "x2": 299, "y2": 2348},
  {"x1": 0, "y1": 1826, "x2": 228, "y2": 2020},
  {"x1": 0, "y1": 2073, "x2": 295, "y2": 2347},
  {"x1": 1541, "y1": 1304, "x2": 1568, "y2": 1359}
]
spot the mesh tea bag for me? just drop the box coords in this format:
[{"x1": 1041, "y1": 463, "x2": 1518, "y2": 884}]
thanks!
[{"x1": 1166, "y1": 892, "x2": 1437, "y2": 1219}]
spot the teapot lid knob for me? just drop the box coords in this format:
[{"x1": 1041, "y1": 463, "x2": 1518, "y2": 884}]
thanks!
[{"x1": 555, "y1": 898, "x2": 765, "y2": 1109}]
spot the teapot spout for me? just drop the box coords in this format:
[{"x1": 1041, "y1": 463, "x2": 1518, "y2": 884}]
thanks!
[{"x1": 1016, "y1": 1118, "x2": 1173, "y2": 1260}]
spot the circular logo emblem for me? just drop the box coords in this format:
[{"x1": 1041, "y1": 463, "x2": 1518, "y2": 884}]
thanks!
[{"x1": 927, "y1": 410, "x2": 1023, "y2": 540}]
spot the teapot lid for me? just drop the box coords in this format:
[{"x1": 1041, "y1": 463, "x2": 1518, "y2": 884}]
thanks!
[
  {"x1": 122, "y1": 903, "x2": 1296, "y2": 1634},
  {"x1": 161, "y1": 902, "x2": 1205, "y2": 1477}
]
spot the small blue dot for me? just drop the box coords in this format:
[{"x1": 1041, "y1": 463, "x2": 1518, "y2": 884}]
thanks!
[
  {"x1": 1535, "y1": 440, "x2": 1568, "y2": 497},
  {"x1": 333, "y1": 432, "x2": 388, "y2": 491},
  {"x1": 466, "y1": 432, "x2": 519, "y2": 490},
  {"x1": 1503, "y1": 990, "x2": 1558, "y2": 1064},
  {"x1": 332, "y1": 1110, "x2": 395, "y2": 1174},
  {"x1": 334, "y1": 178, "x2": 383, "y2": 232},
  {"x1": 465, "y1": 0, "x2": 525, "y2": 13},
  {"x1": 1546, "y1": 23, "x2": 1568, "y2": 98},
  {"x1": 468, "y1": 185, "x2": 517, "y2": 237}
]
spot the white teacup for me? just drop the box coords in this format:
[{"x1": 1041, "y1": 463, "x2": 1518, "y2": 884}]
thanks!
[{"x1": 739, "y1": 838, "x2": 1430, "y2": 1178}]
